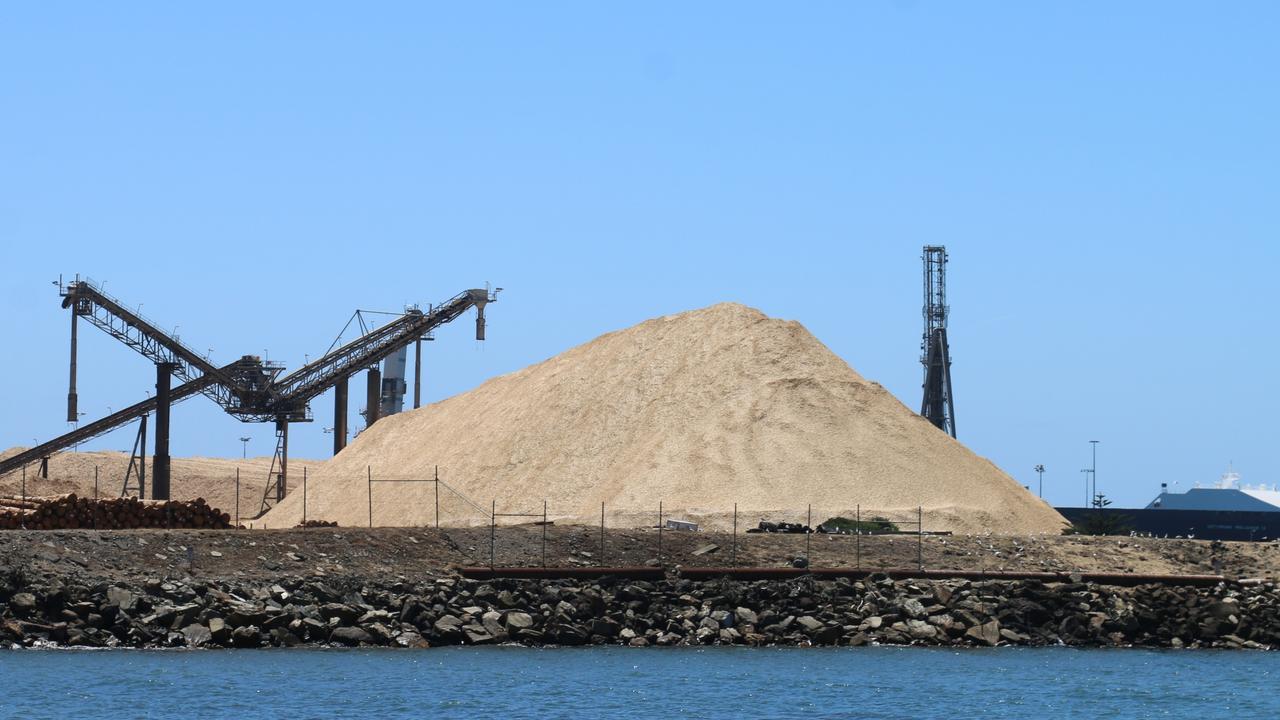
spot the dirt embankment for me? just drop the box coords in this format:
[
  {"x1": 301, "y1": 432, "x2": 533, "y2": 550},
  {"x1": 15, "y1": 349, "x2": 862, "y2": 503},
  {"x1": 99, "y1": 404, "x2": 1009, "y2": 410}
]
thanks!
[{"x1": 4, "y1": 527, "x2": 1279, "y2": 586}]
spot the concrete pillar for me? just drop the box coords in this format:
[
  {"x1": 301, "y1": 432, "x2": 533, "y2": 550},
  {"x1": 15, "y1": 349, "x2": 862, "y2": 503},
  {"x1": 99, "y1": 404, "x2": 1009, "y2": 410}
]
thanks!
[
  {"x1": 67, "y1": 310, "x2": 78, "y2": 422},
  {"x1": 365, "y1": 367, "x2": 381, "y2": 428},
  {"x1": 152, "y1": 362, "x2": 176, "y2": 500},
  {"x1": 333, "y1": 376, "x2": 348, "y2": 455}
]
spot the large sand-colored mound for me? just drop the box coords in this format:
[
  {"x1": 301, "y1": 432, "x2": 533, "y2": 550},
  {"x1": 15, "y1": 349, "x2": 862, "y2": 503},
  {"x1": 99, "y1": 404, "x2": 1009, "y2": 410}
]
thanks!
[{"x1": 260, "y1": 303, "x2": 1066, "y2": 534}]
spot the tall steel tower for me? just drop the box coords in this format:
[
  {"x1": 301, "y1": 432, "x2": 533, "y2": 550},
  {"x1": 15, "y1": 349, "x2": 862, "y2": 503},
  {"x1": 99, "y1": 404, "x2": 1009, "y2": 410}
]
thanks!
[{"x1": 920, "y1": 246, "x2": 956, "y2": 438}]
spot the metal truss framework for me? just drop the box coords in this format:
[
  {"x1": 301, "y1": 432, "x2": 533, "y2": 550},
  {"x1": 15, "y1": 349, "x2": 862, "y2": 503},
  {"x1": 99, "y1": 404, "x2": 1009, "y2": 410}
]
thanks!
[{"x1": 920, "y1": 246, "x2": 956, "y2": 438}]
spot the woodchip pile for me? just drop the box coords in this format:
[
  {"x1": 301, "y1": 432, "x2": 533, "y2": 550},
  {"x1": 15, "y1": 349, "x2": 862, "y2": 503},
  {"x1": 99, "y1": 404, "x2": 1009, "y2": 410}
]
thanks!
[{"x1": 262, "y1": 303, "x2": 1066, "y2": 534}]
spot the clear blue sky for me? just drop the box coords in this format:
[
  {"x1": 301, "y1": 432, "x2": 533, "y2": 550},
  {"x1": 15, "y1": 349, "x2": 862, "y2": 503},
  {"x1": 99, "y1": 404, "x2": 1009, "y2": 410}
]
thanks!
[{"x1": 2, "y1": 2, "x2": 1276, "y2": 508}]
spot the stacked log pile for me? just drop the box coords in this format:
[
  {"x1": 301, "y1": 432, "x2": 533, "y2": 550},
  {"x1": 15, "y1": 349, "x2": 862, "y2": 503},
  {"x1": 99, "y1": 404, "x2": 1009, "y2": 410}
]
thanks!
[{"x1": 0, "y1": 494, "x2": 233, "y2": 530}]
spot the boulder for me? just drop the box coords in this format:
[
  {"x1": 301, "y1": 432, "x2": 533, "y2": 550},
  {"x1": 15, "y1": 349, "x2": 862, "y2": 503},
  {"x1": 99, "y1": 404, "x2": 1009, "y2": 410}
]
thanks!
[
  {"x1": 330, "y1": 626, "x2": 373, "y2": 646},
  {"x1": 10, "y1": 593, "x2": 37, "y2": 617},
  {"x1": 230, "y1": 626, "x2": 261, "y2": 648},
  {"x1": 965, "y1": 620, "x2": 1001, "y2": 647},
  {"x1": 813, "y1": 624, "x2": 844, "y2": 644},
  {"x1": 434, "y1": 615, "x2": 464, "y2": 636},
  {"x1": 901, "y1": 599, "x2": 926, "y2": 619},
  {"x1": 796, "y1": 616, "x2": 825, "y2": 633},
  {"x1": 181, "y1": 624, "x2": 212, "y2": 647},
  {"x1": 905, "y1": 620, "x2": 937, "y2": 641},
  {"x1": 208, "y1": 617, "x2": 231, "y2": 644},
  {"x1": 106, "y1": 587, "x2": 135, "y2": 612},
  {"x1": 505, "y1": 612, "x2": 535, "y2": 631}
]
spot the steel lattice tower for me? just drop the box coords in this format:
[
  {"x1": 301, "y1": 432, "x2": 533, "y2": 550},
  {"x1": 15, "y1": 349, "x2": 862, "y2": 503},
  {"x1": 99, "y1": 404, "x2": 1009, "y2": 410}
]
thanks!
[{"x1": 920, "y1": 246, "x2": 956, "y2": 437}]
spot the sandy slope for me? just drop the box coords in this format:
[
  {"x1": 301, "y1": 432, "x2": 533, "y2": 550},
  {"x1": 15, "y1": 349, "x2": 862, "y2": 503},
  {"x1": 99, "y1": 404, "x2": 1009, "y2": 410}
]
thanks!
[{"x1": 260, "y1": 303, "x2": 1066, "y2": 534}]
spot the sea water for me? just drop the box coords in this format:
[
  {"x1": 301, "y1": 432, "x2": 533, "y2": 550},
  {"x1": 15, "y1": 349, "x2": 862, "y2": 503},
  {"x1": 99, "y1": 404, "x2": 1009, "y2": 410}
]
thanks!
[{"x1": 1, "y1": 646, "x2": 1274, "y2": 719}]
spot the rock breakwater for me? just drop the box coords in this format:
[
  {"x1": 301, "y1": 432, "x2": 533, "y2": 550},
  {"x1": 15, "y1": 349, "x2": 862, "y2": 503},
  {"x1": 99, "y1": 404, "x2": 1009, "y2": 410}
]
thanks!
[{"x1": 3, "y1": 569, "x2": 1279, "y2": 650}]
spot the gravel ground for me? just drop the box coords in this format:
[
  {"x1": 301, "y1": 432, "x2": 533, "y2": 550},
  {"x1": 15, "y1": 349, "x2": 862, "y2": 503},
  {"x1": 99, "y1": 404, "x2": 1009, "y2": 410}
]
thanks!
[{"x1": 3, "y1": 526, "x2": 1279, "y2": 586}]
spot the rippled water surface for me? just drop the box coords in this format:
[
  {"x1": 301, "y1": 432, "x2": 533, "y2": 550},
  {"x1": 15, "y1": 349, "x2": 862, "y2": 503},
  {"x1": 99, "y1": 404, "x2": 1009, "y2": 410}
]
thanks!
[{"x1": 1, "y1": 646, "x2": 1275, "y2": 719}]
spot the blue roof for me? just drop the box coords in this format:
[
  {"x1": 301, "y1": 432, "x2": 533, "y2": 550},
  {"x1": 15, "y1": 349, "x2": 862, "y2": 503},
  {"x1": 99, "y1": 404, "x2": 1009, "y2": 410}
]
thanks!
[{"x1": 1146, "y1": 488, "x2": 1280, "y2": 512}]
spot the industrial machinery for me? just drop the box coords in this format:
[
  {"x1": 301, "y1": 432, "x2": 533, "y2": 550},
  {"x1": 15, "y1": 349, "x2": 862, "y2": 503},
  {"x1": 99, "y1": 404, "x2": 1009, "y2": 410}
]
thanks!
[
  {"x1": 920, "y1": 246, "x2": 956, "y2": 438},
  {"x1": 0, "y1": 278, "x2": 498, "y2": 515},
  {"x1": 379, "y1": 346, "x2": 408, "y2": 419}
]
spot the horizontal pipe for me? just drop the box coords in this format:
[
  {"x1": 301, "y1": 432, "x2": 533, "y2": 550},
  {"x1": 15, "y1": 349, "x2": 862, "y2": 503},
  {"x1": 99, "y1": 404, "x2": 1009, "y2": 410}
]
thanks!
[
  {"x1": 458, "y1": 566, "x2": 664, "y2": 581},
  {"x1": 679, "y1": 567, "x2": 1227, "y2": 587},
  {"x1": 458, "y1": 566, "x2": 1225, "y2": 586}
]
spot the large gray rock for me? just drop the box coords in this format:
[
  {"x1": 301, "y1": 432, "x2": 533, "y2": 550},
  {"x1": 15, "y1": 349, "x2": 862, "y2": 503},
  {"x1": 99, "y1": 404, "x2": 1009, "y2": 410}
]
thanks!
[
  {"x1": 590, "y1": 618, "x2": 620, "y2": 638},
  {"x1": 735, "y1": 607, "x2": 758, "y2": 626},
  {"x1": 656, "y1": 631, "x2": 682, "y2": 646},
  {"x1": 181, "y1": 624, "x2": 212, "y2": 647},
  {"x1": 319, "y1": 603, "x2": 362, "y2": 624},
  {"x1": 330, "y1": 626, "x2": 373, "y2": 646},
  {"x1": 965, "y1": 620, "x2": 1001, "y2": 647},
  {"x1": 230, "y1": 625, "x2": 261, "y2": 648},
  {"x1": 812, "y1": 625, "x2": 843, "y2": 644},
  {"x1": 796, "y1": 616, "x2": 825, "y2": 633},
  {"x1": 106, "y1": 587, "x2": 135, "y2": 611},
  {"x1": 901, "y1": 599, "x2": 927, "y2": 619},
  {"x1": 208, "y1": 617, "x2": 231, "y2": 644},
  {"x1": 905, "y1": 620, "x2": 937, "y2": 640},
  {"x1": 463, "y1": 624, "x2": 495, "y2": 645},
  {"x1": 505, "y1": 612, "x2": 534, "y2": 631},
  {"x1": 434, "y1": 615, "x2": 464, "y2": 635},
  {"x1": 10, "y1": 593, "x2": 37, "y2": 617}
]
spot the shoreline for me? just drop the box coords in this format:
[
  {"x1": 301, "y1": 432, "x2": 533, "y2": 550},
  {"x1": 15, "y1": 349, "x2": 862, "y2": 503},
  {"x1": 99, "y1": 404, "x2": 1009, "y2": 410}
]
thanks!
[{"x1": 4, "y1": 572, "x2": 1278, "y2": 651}]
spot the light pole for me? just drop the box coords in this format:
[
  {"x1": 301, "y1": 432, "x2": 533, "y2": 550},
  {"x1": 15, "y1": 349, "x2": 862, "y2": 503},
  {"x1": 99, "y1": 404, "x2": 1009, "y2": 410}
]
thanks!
[
  {"x1": 1090, "y1": 440, "x2": 1100, "y2": 507},
  {"x1": 239, "y1": 437, "x2": 251, "y2": 459},
  {"x1": 1035, "y1": 464, "x2": 1045, "y2": 498},
  {"x1": 1081, "y1": 469, "x2": 1091, "y2": 507}
]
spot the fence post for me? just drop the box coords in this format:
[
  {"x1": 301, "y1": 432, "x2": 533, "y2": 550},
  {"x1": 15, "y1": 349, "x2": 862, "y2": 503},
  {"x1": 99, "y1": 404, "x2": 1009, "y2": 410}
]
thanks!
[
  {"x1": 917, "y1": 505, "x2": 923, "y2": 572},
  {"x1": 434, "y1": 465, "x2": 440, "y2": 530},
  {"x1": 367, "y1": 466, "x2": 372, "y2": 528},
  {"x1": 806, "y1": 504, "x2": 812, "y2": 562},
  {"x1": 542, "y1": 500, "x2": 547, "y2": 568},
  {"x1": 731, "y1": 503, "x2": 737, "y2": 567},
  {"x1": 94, "y1": 466, "x2": 99, "y2": 501},
  {"x1": 599, "y1": 502, "x2": 605, "y2": 566},
  {"x1": 657, "y1": 501, "x2": 663, "y2": 567},
  {"x1": 856, "y1": 504, "x2": 861, "y2": 571},
  {"x1": 235, "y1": 468, "x2": 240, "y2": 528},
  {"x1": 21, "y1": 466, "x2": 25, "y2": 530},
  {"x1": 490, "y1": 499, "x2": 496, "y2": 569},
  {"x1": 302, "y1": 467, "x2": 308, "y2": 525}
]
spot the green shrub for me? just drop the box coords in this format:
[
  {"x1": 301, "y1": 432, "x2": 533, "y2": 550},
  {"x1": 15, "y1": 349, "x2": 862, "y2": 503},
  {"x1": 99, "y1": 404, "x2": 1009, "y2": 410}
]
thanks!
[{"x1": 822, "y1": 516, "x2": 900, "y2": 534}]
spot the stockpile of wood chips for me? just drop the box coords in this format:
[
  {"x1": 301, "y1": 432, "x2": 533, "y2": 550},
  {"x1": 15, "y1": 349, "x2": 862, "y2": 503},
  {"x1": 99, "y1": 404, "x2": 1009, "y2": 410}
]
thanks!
[{"x1": 262, "y1": 303, "x2": 1067, "y2": 534}]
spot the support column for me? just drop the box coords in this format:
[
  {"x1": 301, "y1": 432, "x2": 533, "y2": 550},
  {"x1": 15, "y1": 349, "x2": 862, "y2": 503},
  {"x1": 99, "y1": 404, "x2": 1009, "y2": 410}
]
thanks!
[
  {"x1": 413, "y1": 339, "x2": 422, "y2": 410},
  {"x1": 333, "y1": 376, "x2": 348, "y2": 455},
  {"x1": 276, "y1": 417, "x2": 288, "y2": 502},
  {"x1": 365, "y1": 367, "x2": 381, "y2": 428},
  {"x1": 152, "y1": 362, "x2": 176, "y2": 500},
  {"x1": 138, "y1": 414, "x2": 148, "y2": 499},
  {"x1": 67, "y1": 310, "x2": 78, "y2": 422}
]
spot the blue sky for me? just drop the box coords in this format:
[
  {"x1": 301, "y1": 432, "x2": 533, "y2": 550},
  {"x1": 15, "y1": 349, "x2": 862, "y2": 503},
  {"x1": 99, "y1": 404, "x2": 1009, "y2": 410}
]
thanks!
[{"x1": 2, "y1": 2, "x2": 1276, "y2": 508}]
